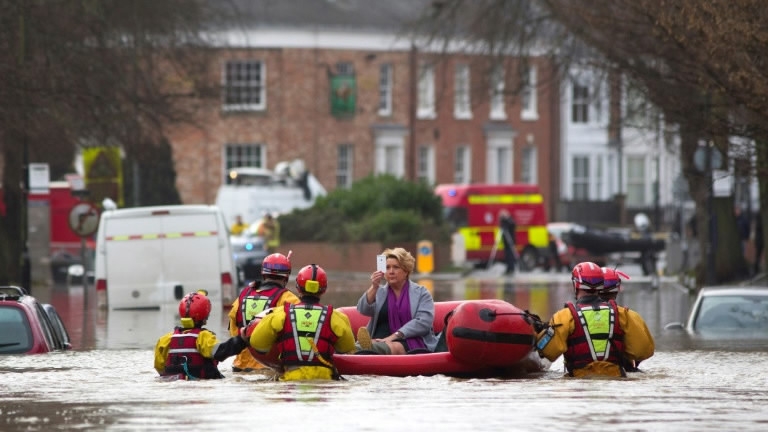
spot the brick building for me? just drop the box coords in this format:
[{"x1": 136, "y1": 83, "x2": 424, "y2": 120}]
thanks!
[{"x1": 167, "y1": 1, "x2": 560, "y2": 219}]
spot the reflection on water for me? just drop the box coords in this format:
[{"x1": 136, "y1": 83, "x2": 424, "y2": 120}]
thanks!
[{"x1": 2, "y1": 276, "x2": 768, "y2": 431}]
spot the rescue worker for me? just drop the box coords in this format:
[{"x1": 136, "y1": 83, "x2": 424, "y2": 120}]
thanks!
[
  {"x1": 535, "y1": 261, "x2": 655, "y2": 378},
  {"x1": 246, "y1": 264, "x2": 355, "y2": 380},
  {"x1": 230, "y1": 214, "x2": 249, "y2": 236},
  {"x1": 601, "y1": 266, "x2": 647, "y2": 372},
  {"x1": 228, "y1": 252, "x2": 299, "y2": 372},
  {"x1": 498, "y1": 209, "x2": 517, "y2": 274},
  {"x1": 256, "y1": 213, "x2": 280, "y2": 253},
  {"x1": 154, "y1": 291, "x2": 248, "y2": 380}
]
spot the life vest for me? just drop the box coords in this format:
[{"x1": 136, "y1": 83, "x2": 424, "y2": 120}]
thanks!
[
  {"x1": 163, "y1": 327, "x2": 221, "y2": 379},
  {"x1": 563, "y1": 298, "x2": 626, "y2": 376},
  {"x1": 276, "y1": 303, "x2": 337, "y2": 368},
  {"x1": 236, "y1": 282, "x2": 287, "y2": 328}
]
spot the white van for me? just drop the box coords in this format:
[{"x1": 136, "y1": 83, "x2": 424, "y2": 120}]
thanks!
[{"x1": 94, "y1": 205, "x2": 237, "y2": 310}]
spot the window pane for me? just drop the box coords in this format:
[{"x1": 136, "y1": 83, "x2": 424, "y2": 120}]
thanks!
[
  {"x1": 224, "y1": 60, "x2": 264, "y2": 109},
  {"x1": 224, "y1": 144, "x2": 263, "y2": 183},
  {"x1": 336, "y1": 144, "x2": 353, "y2": 188}
]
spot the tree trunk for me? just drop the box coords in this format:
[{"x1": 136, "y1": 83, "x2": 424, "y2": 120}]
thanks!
[{"x1": 0, "y1": 136, "x2": 24, "y2": 285}]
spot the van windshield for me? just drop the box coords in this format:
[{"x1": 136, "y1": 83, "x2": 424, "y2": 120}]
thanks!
[{"x1": 443, "y1": 206, "x2": 468, "y2": 230}]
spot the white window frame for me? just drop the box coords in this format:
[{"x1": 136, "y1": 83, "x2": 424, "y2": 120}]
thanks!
[
  {"x1": 336, "y1": 143, "x2": 353, "y2": 189},
  {"x1": 224, "y1": 144, "x2": 264, "y2": 183},
  {"x1": 486, "y1": 133, "x2": 513, "y2": 183},
  {"x1": 521, "y1": 66, "x2": 538, "y2": 121},
  {"x1": 417, "y1": 145, "x2": 436, "y2": 185},
  {"x1": 572, "y1": 155, "x2": 589, "y2": 199},
  {"x1": 490, "y1": 65, "x2": 507, "y2": 120},
  {"x1": 374, "y1": 129, "x2": 406, "y2": 178},
  {"x1": 454, "y1": 146, "x2": 472, "y2": 184},
  {"x1": 417, "y1": 63, "x2": 436, "y2": 119},
  {"x1": 454, "y1": 64, "x2": 472, "y2": 119},
  {"x1": 222, "y1": 60, "x2": 266, "y2": 111},
  {"x1": 571, "y1": 81, "x2": 589, "y2": 124},
  {"x1": 626, "y1": 155, "x2": 647, "y2": 207},
  {"x1": 521, "y1": 145, "x2": 538, "y2": 185},
  {"x1": 378, "y1": 63, "x2": 393, "y2": 116}
]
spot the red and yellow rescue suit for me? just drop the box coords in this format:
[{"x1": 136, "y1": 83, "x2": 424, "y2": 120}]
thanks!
[
  {"x1": 228, "y1": 281, "x2": 299, "y2": 371},
  {"x1": 154, "y1": 327, "x2": 247, "y2": 379},
  {"x1": 536, "y1": 295, "x2": 655, "y2": 378},
  {"x1": 248, "y1": 300, "x2": 355, "y2": 380}
]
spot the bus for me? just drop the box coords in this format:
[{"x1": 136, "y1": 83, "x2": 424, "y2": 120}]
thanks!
[{"x1": 435, "y1": 183, "x2": 550, "y2": 270}]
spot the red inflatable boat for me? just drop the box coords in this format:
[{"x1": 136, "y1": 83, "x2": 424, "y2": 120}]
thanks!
[{"x1": 248, "y1": 300, "x2": 549, "y2": 378}]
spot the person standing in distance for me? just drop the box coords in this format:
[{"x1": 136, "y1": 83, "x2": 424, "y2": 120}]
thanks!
[{"x1": 498, "y1": 209, "x2": 517, "y2": 275}]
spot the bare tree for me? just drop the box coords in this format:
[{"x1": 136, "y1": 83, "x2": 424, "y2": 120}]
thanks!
[
  {"x1": 415, "y1": 0, "x2": 768, "y2": 285},
  {"x1": 0, "y1": 0, "x2": 229, "y2": 284}
]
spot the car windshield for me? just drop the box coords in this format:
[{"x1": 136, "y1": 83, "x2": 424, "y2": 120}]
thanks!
[
  {"x1": 0, "y1": 306, "x2": 33, "y2": 353},
  {"x1": 694, "y1": 294, "x2": 768, "y2": 331}
]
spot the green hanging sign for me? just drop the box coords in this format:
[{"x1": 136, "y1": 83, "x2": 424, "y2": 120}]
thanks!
[{"x1": 330, "y1": 75, "x2": 356, "y2": 116}]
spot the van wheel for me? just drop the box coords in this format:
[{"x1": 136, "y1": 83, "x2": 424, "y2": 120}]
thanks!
[{"x1": 519, "y1": 247, "x2": 538, "y2": 271}]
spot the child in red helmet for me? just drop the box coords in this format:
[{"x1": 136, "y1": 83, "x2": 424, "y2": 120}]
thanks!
[{"x1": 154, "y1": 291, "x2": 249, "y2": 380}]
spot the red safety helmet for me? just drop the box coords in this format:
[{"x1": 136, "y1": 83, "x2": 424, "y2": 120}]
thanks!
[
  {"x1": 295, "y1": 264, "x2": 328, "y2": 297},
  {"x1": 261, "y1": 253, "x2": 292, "y2": 279},
  {"x1": 571, "y1": 261, "x2": 604, "y2": 291},
  {"x1": 179, "y1": 291, "x2": 212, "y2": 323},
  {"x1": 602, "y1": 267, "x2": 630, "y2": 293}
]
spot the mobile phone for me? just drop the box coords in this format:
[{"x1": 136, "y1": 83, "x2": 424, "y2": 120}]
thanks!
[
  {"x1": 376, "y1": 254, "x2": 387, "y2": 273},
  {"x1": 376, "y1": 254, "x2": 387, "y2": 287}
]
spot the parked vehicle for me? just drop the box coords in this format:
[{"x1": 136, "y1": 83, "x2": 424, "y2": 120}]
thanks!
[
  {"x1": 546, "y1": 222, "x2": 609, "y2": 269},
  {"x1": 0, "y1": 286, "x2": 72, "y2": 354},
  {"x1": 435, "y1": 183, "x2": 550, "y2": 270},
  {"x1": 94, "y1": 205, "x2": 237, "y2": 310},
  {"x1": 215, "y1": 159, "x2": 326, "y2": 229},
  {"x1": 665, "y1": 286, "x2": 768, "y2": 335},
  {"x1": 230, "y1": 229, "x2": 269, "y2": 285}
]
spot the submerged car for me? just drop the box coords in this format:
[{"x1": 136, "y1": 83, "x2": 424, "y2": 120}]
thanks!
[
  {"x1": 665, "y1": 286, "x2": 768, "y2": 335},
  {"x1": 0, "y1": 286, "x2": 72, "y2": 354}
]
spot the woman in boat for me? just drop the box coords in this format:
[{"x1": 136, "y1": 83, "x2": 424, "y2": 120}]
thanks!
[
  {"x1": 154, "y1": 291, "x2": 249, "y2": 380},
  {"x1": 247, "y1": 264, "x2": 356, "y2": 380},
  {"x1": 535, "y1": 261, "x2": 654, "y2": 378},
  {"x1": 356, "y1": 247, "x2": 438, "y2": 354}
]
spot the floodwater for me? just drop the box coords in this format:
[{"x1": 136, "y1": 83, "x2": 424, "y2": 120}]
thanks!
[{"x1": 2, "y1": 270, "x2": 768, "y2": 431}]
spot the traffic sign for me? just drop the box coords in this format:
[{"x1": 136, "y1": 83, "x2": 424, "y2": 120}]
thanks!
[{"x1": 68, "y1": 202, "x2": 100, "y2": 237}]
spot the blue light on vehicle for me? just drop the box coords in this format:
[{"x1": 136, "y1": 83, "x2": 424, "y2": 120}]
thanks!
[
  {"x1": 448, "y1": 189, "x2": 457, "y2": 197},
  {"x1": 245, "y1": 243, "x2": 254, "y2": 251}
]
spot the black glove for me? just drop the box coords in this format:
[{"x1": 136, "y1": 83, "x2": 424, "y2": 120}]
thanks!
[{"x1": 525, "y1": 310, "x2": 547, "y2": 333}]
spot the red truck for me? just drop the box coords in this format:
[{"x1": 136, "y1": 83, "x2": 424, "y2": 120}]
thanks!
[{"x1": 435, "y1": 183, "x2": 550, "y2": 270}]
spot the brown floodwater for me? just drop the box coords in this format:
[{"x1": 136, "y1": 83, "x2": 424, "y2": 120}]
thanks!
[{"x1": 2, "y1": 269, "x2": 767, "y2": 431}]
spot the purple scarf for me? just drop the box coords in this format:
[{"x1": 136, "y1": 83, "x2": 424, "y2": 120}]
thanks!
[{"x1": 386, "y1": 281, "x2": 427, "y2": 351}]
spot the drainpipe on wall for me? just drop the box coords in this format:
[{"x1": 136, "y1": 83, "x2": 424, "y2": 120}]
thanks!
[{"x1": 408, "y1": 44, "x2": 417, "y2": 181}]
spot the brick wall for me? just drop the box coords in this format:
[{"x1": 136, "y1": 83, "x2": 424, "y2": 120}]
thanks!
[{"x1": 280, "y1": 241, "x2": 451, "y2": 273}]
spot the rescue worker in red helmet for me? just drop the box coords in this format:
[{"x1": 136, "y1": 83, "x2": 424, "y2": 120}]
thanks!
[
  {"x1": 535, "y1": 261, "x2": 655, "y2": 378},
  {"x1": 228, "y1": 252, "x2": 299, "y2": 372},
  {"x1": 246, "y1": 264, "x2": 355, "y2": 380},
  {"x1": 154, "y1": 291, "x2": 249, "y2": 380},
  {"x1": 600, "y1": 267, "x2": 652, "y2": 372}
]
